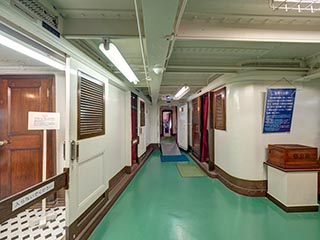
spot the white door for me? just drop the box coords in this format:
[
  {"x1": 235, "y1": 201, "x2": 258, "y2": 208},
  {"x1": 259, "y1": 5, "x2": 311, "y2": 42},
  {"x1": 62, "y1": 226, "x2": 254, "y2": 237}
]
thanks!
[
  {"x1": 177, "y1": 103, "x2": 188, "y2": 151},
  {"x1": 65, "y1": 57, "x2": 109, "y2": 226},
  {"x1": 138, "y1": 98, "x2": 146, "y2": 157}
]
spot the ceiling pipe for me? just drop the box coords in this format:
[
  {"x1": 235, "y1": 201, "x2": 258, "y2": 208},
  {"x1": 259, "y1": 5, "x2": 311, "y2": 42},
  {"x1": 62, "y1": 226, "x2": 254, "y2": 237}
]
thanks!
[
  {"x1": 134, "y1": 0, "x2": 151, "y2": 94},
  {"x1": 293, "y1": 70, "x2": 320, "y2": 81},
  {"x1": 134, "y1": 0, "x2": 148, "y2": 80},
  {"x1": 164, "y1": 0, "x2": 188, "y2": 69},
  {"x1": 166, "y1": 65, "x2": 309, "y2": 72}
]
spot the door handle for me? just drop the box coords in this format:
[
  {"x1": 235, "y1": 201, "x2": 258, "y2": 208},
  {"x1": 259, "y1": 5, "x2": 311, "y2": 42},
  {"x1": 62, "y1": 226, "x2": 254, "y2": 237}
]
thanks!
[
  {"x1": 71, "y1": 140, "x2": 79, "y2": 162},
  {"x1": 0, "y1": 140, "x2": 8, "y2": 146}
]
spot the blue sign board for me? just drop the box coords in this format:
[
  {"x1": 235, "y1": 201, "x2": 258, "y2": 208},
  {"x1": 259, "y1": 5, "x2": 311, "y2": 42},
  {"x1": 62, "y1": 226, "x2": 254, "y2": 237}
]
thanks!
[{"x1": 263, "y1": 88, "x2": 296, "y2": 133}]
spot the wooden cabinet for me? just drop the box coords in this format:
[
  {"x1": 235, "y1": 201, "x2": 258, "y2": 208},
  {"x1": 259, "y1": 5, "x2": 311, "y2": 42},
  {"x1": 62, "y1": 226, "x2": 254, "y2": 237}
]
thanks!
[{"x1": 268, "y1": 144, "x2": 319, "y2": 169}]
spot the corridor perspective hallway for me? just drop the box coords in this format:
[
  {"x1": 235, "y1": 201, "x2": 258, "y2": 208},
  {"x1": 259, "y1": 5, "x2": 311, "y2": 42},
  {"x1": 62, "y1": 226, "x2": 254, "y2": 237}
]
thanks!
[{"x1": 89, "y1": 151, "x2": 320, "y2": 240}]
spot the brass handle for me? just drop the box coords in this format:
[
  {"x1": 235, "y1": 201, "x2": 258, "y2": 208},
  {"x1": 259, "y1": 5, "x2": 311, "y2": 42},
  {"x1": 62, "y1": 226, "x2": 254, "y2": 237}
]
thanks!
[{"x1": 0, "y1": 140, "x2": 8, "y2": 146}]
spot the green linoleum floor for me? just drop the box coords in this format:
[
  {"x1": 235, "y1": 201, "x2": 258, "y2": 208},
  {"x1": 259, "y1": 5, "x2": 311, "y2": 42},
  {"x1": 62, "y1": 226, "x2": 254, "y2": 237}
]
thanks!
[{"x1": 89, "y1": 150, "x2": 320, "y2": 240}]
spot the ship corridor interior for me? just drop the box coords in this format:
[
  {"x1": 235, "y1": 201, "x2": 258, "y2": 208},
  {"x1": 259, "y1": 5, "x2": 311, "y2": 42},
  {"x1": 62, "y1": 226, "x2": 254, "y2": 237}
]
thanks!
[{"x1": 0, "y1": 0, "x2": 320, "y2": 240}]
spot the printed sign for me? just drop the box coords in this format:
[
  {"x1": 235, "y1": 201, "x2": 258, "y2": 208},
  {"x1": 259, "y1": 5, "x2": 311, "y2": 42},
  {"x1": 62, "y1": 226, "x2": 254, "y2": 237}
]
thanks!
[
  {"x1": 12, "y1": 182, "x2": 55, "y2": 211},
  {"x1": 263, "y1": 88, "x2": 296, "y2": 133},
  {"x1": 28, "y1": 112, "x2": 60, "y2": 130}
]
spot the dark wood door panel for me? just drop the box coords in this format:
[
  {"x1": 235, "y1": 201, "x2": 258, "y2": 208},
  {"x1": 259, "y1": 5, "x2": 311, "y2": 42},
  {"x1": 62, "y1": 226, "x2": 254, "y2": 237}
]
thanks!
[
  {"x1": 7, "y1": 135, "x2": 41, "y2": 149},
  {"x1": 11, "y1": 149, "x2": 42, "y2": 194},
  {"x1": 0, "y1": 75, "x2": 55, "y2": 200},
  {"x1": 8, "y1": 87, "x2": 41, "y2": 135}
]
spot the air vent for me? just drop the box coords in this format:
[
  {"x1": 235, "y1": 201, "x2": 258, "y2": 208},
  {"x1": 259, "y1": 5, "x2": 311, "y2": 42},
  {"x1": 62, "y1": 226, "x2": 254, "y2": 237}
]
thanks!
[
  {"x1": 240, "y1": 61, "x2": 301, "y2": 68},
  {"x1": 11, "y1": 0, "x2": 59, "y2": 31}
]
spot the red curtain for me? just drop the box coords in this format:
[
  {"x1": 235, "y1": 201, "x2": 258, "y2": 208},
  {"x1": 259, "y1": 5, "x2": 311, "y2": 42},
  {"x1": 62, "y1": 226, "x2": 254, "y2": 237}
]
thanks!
[{"x1": 201, "y1": 94, "x2": 209, "y2": 162}]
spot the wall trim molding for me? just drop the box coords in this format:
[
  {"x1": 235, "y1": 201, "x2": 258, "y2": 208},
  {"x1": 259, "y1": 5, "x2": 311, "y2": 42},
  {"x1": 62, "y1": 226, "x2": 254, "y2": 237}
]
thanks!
[
  {"x1": 215, "y1": 165, "x2": 267, "y2": 197},
  {"x1": 189, "y1": 153, "x2": 217, "y2": 178},
  {"x1": 267, "y1": 193, "x2": 319, "y2": 212},
  {"x1": 109, "y1": 167, "x2": 130, "y2": 189},
  {"x1": 189, "y1": 153, "x2": 266, "y2": 197},
  {"x1": 66, "y1": 145, "x2": 154, "y2": 240}
]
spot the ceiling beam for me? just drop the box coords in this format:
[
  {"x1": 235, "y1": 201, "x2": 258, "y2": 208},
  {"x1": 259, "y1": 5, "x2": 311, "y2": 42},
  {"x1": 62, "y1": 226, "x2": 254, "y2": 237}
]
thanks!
[
  {"x1": 63, "y1": 19, "x2": 140, "y2": 39},
  {"x1": 141, "y1": 0, "x2": 180, "y2": 103},
  {"x1": 177, "y1": 20, "x2": 320, "y2": 43}
]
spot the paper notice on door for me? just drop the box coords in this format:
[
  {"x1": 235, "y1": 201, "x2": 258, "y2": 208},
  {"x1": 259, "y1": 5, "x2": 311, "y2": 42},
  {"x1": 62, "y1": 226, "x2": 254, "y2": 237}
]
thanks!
[{"x1": 28, "y1": 112, "x2": 60, "y2": 130}]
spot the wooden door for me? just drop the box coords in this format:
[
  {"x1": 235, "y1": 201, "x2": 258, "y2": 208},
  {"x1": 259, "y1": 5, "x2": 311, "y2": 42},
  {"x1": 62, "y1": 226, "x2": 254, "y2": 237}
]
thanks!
[
  {"x1": 131, "y1": 93, "x2": 138, "y2": 165},
  {"x1": 208, "y1": 92, "x2": 215, "y2": 170},
  {"x1": 0, "y1": 75, "x2": 55, "y2": 200},
  {"x1": 192, "y1": 97, "x2": 201, "y2": 159}
]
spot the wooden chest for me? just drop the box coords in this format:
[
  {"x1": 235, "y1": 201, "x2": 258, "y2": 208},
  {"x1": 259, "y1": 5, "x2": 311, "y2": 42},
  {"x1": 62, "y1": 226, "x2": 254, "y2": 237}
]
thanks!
[{"x1": 267, "y1": 144, "x2": 319, "y2": 169}]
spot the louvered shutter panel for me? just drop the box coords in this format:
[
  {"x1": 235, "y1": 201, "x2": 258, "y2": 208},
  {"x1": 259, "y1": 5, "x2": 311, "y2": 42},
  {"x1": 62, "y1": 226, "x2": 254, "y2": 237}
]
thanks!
[{"x1": 78, "y1": 73, "x2": 105, "y2": 139}]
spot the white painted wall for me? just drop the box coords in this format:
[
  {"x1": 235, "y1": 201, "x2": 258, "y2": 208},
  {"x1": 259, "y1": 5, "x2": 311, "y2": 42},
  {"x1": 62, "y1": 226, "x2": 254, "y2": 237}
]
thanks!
[
  {"x1": 54, "y1": 72, "x2": 66, "y2": 175},
  {"x1": 177, "y1": 104, "x2": 188, "y2": 150},
  {"x1": 214, "y1": 79, "x2": 320, "y2": 181},
  {"x1": 106, "y1": 84, "x2": 130, "y2": 179},
  {"x1": 149, "y1": 103, "x2": 160, "y2": 144}
]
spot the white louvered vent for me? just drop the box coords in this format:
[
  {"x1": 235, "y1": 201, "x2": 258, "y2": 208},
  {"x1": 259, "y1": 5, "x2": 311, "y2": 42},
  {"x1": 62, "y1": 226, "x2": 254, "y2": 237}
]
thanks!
[{"x1": 11, "y1": 0, "x2": 59, "y2": 30}]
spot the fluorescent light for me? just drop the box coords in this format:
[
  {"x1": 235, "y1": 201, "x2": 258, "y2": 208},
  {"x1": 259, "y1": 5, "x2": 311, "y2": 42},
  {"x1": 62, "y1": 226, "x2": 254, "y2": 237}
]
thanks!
[
  {"x1": 174, "y1": 86, "x2": 190, "y2": 100},
  {"x1": 269, "y1": 0, "x2": 320, "y2": 12},
  {"x1": 0, "y1": 33, "x2": 65, "y2": 71},
  {"x1": 99, "y1": 41, "x2": 139, "y2": 84}
]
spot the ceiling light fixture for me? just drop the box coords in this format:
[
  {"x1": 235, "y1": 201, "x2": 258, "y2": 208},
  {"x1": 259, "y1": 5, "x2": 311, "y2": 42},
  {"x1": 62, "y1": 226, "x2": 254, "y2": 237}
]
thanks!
[
  {"x1": 152, "y1": 64, "x2": 164, "y2": 75},
  {"x1": 0, "y1": 32, "x2": 65, "y2": 71},
  {"x1": 173, "y1": 85, "x2": 190, "y2": 100},
  {"x1": 269, "y1": 0, "x2": 320, "y2": 12},
  {"x1": 99, "y1": 38, "x2": 139, "y2": 85}
]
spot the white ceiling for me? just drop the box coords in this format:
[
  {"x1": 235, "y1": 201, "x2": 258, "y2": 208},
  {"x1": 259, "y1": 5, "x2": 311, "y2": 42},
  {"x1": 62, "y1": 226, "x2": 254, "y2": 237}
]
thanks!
[
  {"x1": 4, "y1": 0, "x2": 320, "y2": 103},
  {"x1": 0, "y1": 45, "x2": 49, "y2": 67}
]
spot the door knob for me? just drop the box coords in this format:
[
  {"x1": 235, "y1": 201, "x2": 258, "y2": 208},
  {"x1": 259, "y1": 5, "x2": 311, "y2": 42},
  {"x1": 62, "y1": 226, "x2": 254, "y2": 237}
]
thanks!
[{"x1": 0, "y1": 140, "x2": 8, "y2": 146}]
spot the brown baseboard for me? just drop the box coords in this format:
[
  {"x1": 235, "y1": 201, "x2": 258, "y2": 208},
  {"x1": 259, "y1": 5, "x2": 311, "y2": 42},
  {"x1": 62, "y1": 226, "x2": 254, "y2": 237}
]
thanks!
[
  {"x1": 215, "y1": 165, "x2": 267, "y2": 197},
  {"x1": 149, "y1": 143, "x2": 160, "y2": 150},
  {"x1": 267, "y1": 193, "x2": 319, "y2": 212},
  {"x1": 66, "y1": 147, "x2": 154, "y2": 240},
  {"x1": 109, "y1": 167, "x2": 129, "y2": 189},
  {"x1": 66, "y1": 189, "x2": 109, "y2": 240},
  {"x1": 188, "y1": 153, "x2": 266, "y2": 197},
  {"x1": 189, "y1": 153, "x2": 217, "y2": 178}
]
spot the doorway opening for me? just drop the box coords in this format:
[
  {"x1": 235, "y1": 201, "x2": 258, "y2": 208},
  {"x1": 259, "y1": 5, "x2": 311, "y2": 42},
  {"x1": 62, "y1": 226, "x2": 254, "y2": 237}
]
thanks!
[
  {"x1": 162, "y1": 110, "x2": 173, "y2": 137},
  {"x1": 0, "y1": 75, "x2": 56, "y2": 201},
  {"x1": 160, "y1": 106, "x2": 177, "y2": 142},
  {"x1": 131, "y1": 93, "x2": 138, "y2": 165}
]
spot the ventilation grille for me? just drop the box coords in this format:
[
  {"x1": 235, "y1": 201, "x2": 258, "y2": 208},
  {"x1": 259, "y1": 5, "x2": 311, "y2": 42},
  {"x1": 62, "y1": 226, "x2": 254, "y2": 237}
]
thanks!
[
  {"x1": 11, "y1": 0, "x2": 59, "y2": 30},
  {"x1": 78, "y1": 73, "x2": 105, "y2": 140}
]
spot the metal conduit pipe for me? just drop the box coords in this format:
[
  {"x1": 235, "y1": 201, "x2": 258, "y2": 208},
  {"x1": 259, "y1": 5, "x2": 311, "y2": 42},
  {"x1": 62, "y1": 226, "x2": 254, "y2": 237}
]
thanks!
[
  {"x1": 166, "y1": 65, "x2": 309, "y2": 72},
  {"x1": 134, "y1": 0, "x2": 148, "y2": 80},
  {"x1": 164, "y1": 0, "x2": 188, "y2": 68},
  {"x1": 134, "y1": 0, "x2": 151, "y2": 96}
]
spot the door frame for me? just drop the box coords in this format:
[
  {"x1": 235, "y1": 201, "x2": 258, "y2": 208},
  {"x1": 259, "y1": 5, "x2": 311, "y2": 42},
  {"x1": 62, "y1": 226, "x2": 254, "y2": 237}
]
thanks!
[{"x1": 0, "y1": 74, "x2": 56, "y2": 199}]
